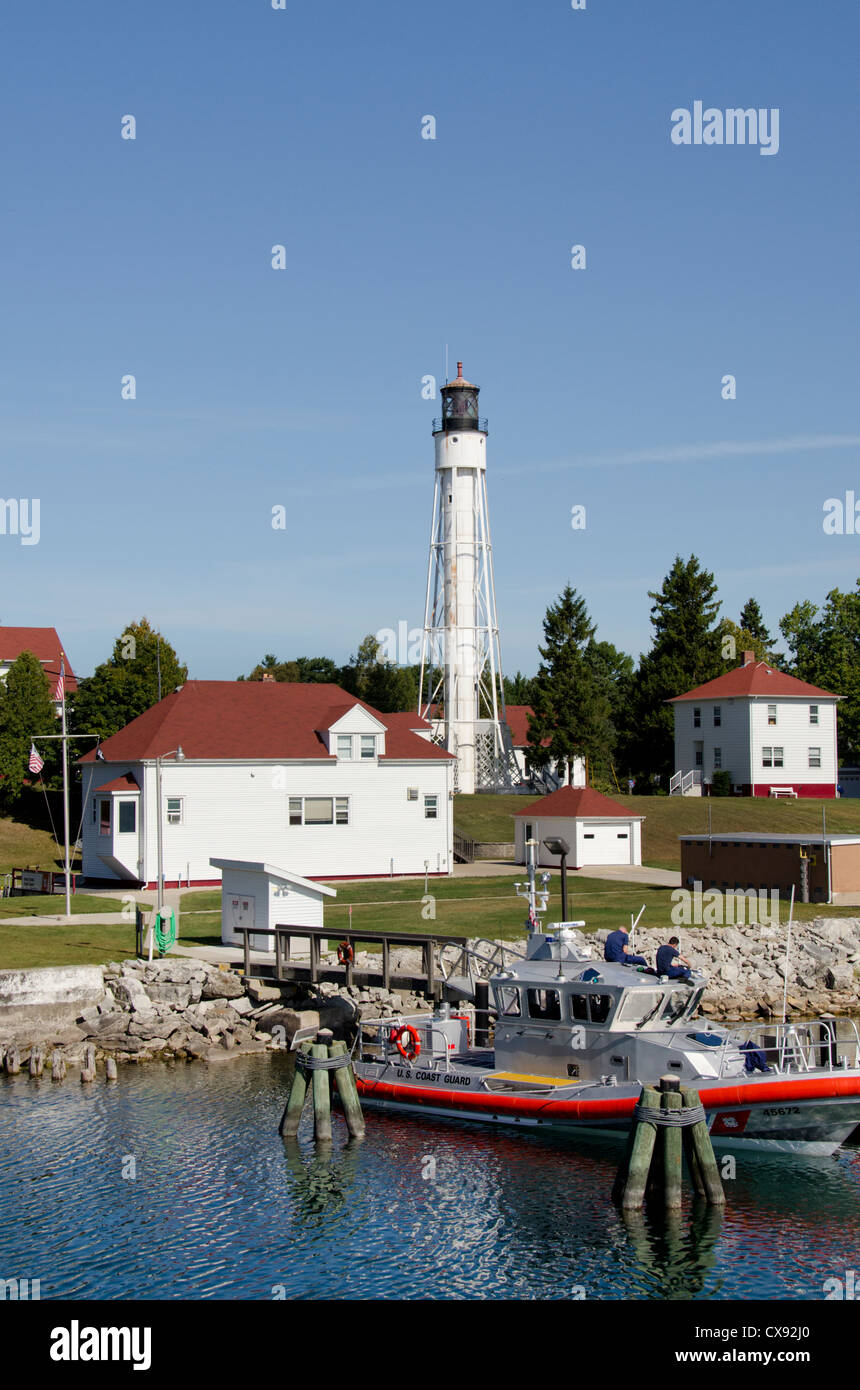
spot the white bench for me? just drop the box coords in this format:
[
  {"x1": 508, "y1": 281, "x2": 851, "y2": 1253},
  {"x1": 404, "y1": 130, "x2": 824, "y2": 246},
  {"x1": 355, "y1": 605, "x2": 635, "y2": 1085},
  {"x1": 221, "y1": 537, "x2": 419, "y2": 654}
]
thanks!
[{"x1": 769, "y1": 786, "x2": 798, "y2": 799}]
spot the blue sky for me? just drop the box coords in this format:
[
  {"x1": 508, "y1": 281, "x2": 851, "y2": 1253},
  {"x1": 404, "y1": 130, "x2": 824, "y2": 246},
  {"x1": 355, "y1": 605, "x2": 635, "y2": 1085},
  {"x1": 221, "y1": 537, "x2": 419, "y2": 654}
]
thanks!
[{"x1": 2, "y1": 0, "x2": 859, "y2": 682}]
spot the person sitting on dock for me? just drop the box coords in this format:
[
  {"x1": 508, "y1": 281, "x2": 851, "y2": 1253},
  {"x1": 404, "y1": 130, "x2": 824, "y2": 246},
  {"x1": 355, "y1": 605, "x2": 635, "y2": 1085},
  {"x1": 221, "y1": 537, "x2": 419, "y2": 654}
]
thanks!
[
  {"x1": 604, "y1": 928, "x2": 648, "y2": 967},
  {"x1": 656, "y1": 936, "x2": 693, "y2": 982}
]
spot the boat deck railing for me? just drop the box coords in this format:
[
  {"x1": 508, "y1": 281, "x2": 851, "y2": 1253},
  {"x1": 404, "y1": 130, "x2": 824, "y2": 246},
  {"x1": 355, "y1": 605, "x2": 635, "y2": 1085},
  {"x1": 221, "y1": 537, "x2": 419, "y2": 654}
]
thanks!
[
  {"x1": 359, "y1": 1014, "x2": 460, "y2": 1073},
  {"x1": 657, "y1": 1017, "x2": 860, "y2": 1077}
]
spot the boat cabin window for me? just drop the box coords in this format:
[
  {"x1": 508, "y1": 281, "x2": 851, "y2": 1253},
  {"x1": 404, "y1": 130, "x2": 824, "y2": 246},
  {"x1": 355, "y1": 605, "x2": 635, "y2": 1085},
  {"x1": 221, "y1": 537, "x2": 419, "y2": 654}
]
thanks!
[
  {"x1": 497, "y1": 986, "x2": 521, "y2": 1017},
  {"x1": 527, "y1": 988, "x2": 561, "y2": 1022},
  {"x1": 615, "y1": 990, "x2": 663, "y2": 1026},
  {"x1": 661, "y1": 989, "x2": 692, "y2": 1024},
  {"x1": 588, "y1": 994, "x2": 613, "y2": 1024},
  {"x1": 570, "y1": 991, "x2": 589, "y2": 1022}
]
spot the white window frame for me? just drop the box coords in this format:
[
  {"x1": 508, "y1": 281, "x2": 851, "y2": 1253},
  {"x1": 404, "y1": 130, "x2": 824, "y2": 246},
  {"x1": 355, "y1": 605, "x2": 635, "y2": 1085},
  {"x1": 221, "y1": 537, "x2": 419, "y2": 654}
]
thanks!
[
  {"x1": 767, "y1": 704, "x2": 777, "y2": 726},
  {"x1": 713, "y1": 747, "x2": 722, "y2": 769},
  {"x1": 117, "y1": 800, "x2": 137, "y2": 834},
  {"x1": 424, "y1": 794, "x2": 438, "y2": 819},
  {"x1": 166, "y1": 797, "x2": 183, "y2": 826},
  {"x1": 809, "y1": 705, "x2": 819, "y2": 726},
  {"x1": 289, "y1": 796, "x2": 349, "y2": 826},
  {"x1": 407, "y1": 787, "x2": 419, "y2": 801},
  {"x1": 336, "y1": 734, "x2": 353, "y2": 759},
  {"x1": 713, "y1": 706, "x2": 721, "y2": 727},
  {"x1": 360, "y1": 735, "x2": 376, "y2": 760},
  {"x1": 693, "y1": 707, "x2": 701, "y2": 728},
  {"x1": 808, "y1": 746, "x2": 821, "y2": 769}
]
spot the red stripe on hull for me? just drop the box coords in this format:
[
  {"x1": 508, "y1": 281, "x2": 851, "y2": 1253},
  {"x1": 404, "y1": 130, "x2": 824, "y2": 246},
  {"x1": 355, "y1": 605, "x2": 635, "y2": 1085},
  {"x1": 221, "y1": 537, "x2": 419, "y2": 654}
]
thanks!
[{"x1": 356, "y1": 1072, "x2": 860, "y2": 1120}]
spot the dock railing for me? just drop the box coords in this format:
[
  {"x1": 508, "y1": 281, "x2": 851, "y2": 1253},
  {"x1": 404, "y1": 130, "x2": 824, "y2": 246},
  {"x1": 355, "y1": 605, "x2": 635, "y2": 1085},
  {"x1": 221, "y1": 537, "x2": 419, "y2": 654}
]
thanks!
[{"x1": 237, "y1": 924, "x2": 469, "y2": 998}]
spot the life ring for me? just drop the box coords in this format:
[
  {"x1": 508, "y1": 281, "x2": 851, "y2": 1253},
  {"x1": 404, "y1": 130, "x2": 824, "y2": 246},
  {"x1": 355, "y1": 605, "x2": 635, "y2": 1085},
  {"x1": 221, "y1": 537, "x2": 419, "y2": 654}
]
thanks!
[
  {"x1": 390, "y1": 1024, "x2": 421, "y2": 1062},
  {"x1": 337, "y1": 941, "x2": 354, "y2": 966}
]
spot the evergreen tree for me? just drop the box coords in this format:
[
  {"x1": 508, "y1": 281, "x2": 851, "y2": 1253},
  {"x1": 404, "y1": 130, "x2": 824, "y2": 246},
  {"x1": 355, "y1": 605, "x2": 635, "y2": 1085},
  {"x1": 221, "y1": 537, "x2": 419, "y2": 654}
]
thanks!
[
  {"x1": 780, "y1": 585, "x2": 860, "y2": 760},
  {"x1": 71, "y1": 619, "x2": 188, "y2": 742},
  {"x1": 739, "y1": 597, "x2": 772, "y2": 648},
  {"x1": 717, "y1": 618, "x2": 774, "y2": 666},
  {"x1": 628, "y1": 555, "x2": 722, "y2": 783},
  {"x1": 526, "y1": 586, "x2": 613, "y2": 784},
  {"x1": 503, "y1": 671, "x2": 536, "y2": 706},
  {"x1": 0, "y1": 652, "x2": 59, "y2": 810}
]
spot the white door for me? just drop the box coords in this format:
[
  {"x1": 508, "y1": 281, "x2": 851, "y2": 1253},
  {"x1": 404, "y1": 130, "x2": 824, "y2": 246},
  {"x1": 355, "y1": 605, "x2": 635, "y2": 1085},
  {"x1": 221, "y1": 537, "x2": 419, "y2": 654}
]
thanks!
[
  {"x1": 580, "y1": 823, "x2": 632, "y2": 865},
  {"x1": 223, "y1": 893, "x2": 255, "y2": 945}
]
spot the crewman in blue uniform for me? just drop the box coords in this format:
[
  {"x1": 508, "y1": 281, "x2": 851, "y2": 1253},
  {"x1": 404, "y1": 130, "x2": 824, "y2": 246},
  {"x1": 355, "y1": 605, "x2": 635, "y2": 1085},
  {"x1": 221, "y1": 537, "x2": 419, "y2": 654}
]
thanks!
[
  {"x1": 656, "y1": 936, "x2": 693, "y2": 981},
  {"x1": 603, "y1": 928, "x2": 648, "y2": 967}
]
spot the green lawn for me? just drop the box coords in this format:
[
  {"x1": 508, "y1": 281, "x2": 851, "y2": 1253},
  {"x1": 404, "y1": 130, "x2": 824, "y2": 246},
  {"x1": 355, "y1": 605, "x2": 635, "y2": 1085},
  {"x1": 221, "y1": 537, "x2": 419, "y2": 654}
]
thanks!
[
  {"x1": 0, "y1": 812, "x2": 81, "y2": 877},
  {"x1": 0, "y1": 894, "x2": 125, "y2": 919},
  {"x1": 453, "y1": 793, "x2": 860, "y2": 870}
]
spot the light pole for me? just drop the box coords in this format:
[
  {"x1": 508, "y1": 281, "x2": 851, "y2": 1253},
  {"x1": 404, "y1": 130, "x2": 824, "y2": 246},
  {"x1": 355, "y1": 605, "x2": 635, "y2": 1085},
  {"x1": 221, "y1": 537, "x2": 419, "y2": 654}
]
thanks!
[
  {"x1": 543, "y1": 836, "x2": 571, "y2": 920},
  {"x1": 155, "y1": 746, "x2": 185, "y2": 914}
]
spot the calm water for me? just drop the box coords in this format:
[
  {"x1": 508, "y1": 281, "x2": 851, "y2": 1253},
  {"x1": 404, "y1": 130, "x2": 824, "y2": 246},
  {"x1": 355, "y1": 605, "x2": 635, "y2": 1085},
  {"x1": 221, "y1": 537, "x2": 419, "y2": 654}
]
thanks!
[{"x1": 1, "y1": 1055, "x2": 858, "y2": 1300}]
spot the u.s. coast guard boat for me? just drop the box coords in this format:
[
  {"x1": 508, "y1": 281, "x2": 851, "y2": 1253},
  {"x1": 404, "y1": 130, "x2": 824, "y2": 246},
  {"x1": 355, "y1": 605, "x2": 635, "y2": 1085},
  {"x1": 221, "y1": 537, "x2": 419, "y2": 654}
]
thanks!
[{"x1": 352, "y1": 919, "x2": 860, "y2": 1156}]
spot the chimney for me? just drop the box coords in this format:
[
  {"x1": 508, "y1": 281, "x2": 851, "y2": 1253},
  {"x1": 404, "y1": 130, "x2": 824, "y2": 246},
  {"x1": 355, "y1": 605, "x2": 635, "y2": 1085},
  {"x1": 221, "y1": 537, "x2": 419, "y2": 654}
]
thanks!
[
  {"x1": 742, "y1": 650, "x2": 755, "y2": 667},
  {"x1": 261, "y1": 672, "x2": 276, "y2": 682}
]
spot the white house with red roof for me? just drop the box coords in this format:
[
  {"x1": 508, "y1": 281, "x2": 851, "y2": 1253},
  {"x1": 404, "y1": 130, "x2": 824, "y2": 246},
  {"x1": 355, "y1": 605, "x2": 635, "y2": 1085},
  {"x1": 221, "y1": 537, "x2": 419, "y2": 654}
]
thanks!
[
  {"x1": 514, "y1": 786, "x2": 644, "y2": 868},
  {"x1": 78, "y1": 681, "x2": 455, "y2": 886},
  {"x1": 0, "y1": 626, "x2": 77, "y2": 714},
  {"x1": 668, "y1": 651, "x2": 840, "y2": 798},
  {"x1": 505, "y1": 704, "x2": 585, "y2": 791}
]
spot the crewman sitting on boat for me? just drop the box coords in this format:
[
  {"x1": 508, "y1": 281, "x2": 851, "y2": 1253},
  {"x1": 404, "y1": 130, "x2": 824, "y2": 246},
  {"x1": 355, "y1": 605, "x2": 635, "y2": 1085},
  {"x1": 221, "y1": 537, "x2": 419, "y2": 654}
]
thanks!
[
  {"x1": 604, "y1": 928, "x2": 648, "y2": 967},
  {"x1": 656, "y1": 936, "x2": 693, "y2": 982}
]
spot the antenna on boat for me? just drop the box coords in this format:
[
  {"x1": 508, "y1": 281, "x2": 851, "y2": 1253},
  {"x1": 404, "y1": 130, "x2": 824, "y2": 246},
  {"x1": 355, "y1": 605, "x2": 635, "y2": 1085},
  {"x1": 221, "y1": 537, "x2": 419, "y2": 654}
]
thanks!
[
  {"x1": 629, "y1": 904, "x2": 646, "y2": 943},
  {"x1": 780, "y1": 885, "x2": 796, "y2": 1028}
]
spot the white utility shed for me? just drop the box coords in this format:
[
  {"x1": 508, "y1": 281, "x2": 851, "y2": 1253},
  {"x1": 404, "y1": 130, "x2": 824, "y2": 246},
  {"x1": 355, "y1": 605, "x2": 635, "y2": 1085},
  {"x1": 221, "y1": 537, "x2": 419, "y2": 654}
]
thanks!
[
  {"x1": 210, "y1": 858, "x2": 337, "y2": 952},
  {"x1": 515, "y1": 786, "x2": 644, "y2": 868}
]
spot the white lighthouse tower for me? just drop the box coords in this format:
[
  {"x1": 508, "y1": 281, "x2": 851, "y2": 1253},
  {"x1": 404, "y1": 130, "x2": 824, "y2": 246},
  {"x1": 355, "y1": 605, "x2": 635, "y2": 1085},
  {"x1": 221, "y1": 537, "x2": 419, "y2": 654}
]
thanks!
[{"x1": 418, "y1": 363, "x2": 517, "y2": 794}]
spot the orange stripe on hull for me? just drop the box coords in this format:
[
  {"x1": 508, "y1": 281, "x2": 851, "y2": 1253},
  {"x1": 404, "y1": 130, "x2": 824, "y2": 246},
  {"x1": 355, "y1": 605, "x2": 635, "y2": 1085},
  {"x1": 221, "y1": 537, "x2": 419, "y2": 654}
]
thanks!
[{"x1": 355, "y1": 1072, "x2": 860, "y2": 1120}]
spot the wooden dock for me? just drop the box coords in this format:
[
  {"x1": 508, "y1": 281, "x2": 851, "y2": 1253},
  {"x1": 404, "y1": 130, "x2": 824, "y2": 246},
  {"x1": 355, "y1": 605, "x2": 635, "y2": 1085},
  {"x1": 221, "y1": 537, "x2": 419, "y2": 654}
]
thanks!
[{"x1": 238, "y1": 925, "x2": 469, "y2": 1000}]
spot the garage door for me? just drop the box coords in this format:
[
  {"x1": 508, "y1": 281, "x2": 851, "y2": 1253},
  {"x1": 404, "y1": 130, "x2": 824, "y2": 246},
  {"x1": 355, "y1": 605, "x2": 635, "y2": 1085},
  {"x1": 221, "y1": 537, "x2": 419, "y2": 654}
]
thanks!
[{"x1": 580, "y1": 823, "x2": 632, "y2": 865}]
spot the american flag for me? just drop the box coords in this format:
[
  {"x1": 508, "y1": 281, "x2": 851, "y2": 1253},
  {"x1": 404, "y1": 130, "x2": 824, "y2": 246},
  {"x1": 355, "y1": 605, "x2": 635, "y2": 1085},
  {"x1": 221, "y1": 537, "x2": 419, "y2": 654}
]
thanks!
[
  {"x1": 55, "y1": 660, "x2": 65, "y2": 705},
  {"x1": 28, "y1": 744, "x2": 44, "y2": 775}
]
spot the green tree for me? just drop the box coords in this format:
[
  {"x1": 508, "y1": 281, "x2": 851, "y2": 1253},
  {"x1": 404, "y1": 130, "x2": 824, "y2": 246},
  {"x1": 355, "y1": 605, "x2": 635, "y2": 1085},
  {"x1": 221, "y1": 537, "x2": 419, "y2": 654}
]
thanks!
[
  {"x1": 717, "y1": 617, "x2": 774, "y2": 666},
  {"x1": 71, "y1": 619, "x2": 188, "y2": 742},
  {"x1": 503, "y1": 671, "x2": 536, "y2": 706},
  {"x1": 739, "y1": 597, "x2": 773, "y2": 648},
  {"x1": 780, "y1": 584, "x2": 860, "y2": 760},
  {"x1": 628, "y1": 555, "x2": 722, "y2": 782},
  {"x1": 0, "y1": 651, "x2": 59, "y2": 810},
  {"x1": 526, "y1": 586, "x2": 613, "y2": 784}
]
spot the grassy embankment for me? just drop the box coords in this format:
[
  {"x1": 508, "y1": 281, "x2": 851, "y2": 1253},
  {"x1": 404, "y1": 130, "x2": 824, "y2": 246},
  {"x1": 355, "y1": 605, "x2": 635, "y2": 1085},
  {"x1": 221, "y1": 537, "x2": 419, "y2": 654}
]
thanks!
[{"x1": 451, "y1": 793, "x2": 860, "y2": 871}]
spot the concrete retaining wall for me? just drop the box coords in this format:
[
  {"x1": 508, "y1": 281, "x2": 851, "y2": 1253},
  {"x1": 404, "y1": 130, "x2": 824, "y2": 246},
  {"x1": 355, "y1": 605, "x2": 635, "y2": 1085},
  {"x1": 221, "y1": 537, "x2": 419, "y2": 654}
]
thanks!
[
  {"x1": 472, "y1": 842, "x2": 515, "y2": 860},
  {"x1": 0, "y1": 965, "x2": 106, "y2": 1022}
]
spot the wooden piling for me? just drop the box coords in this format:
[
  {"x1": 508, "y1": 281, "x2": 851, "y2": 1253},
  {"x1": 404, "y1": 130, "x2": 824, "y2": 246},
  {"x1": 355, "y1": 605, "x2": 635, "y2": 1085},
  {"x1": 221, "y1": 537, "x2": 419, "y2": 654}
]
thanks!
[
  {"x1": 105, "y1": 1056, "x2": 118, "y2": 1081},
  {"x1": 330, "y1": 1039, "x2": 365, "y2": 1139},
  {"x1": 29, "y1": 1046, "x2": 44, "y2": 1078},
  {"x1": 51, "y1": 1051, "x2": 66, "y2": 1082},
  {"x1": 618, "y1": 1086, "x2": 660, "y2": 1209},
  {"x1": 279, "y1": 1041, "x2": 312, "y2": 1137},
  {"x1": 660, "y1": 1076, "x2": 683, "y2": 1210},
  {"x1": 4, "y1": 1046, "x2": 20, "y2": 1076},
  {"x1": 682, "y1": 1087, "x2": 725, "y2": 1206},
  {"x1": 312, "y1": 1030, "x2": 333, "y2": 1142},
  {"x1": 81, "y1": 1044, "x2": 96, "y2": 1083}
]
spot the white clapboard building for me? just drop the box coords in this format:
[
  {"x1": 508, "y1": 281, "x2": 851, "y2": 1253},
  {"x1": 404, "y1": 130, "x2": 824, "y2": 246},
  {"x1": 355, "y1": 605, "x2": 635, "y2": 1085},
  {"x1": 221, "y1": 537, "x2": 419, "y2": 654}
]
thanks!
[
  {"x1": 669, "y1": 652, "x2": 840, "y2": 798},
  {"x1": 515, "y1": 786, "x2": 644, "y2": 868},
  {"x1": 78, "y1": 681, "x2": 455, "y2": 886}
]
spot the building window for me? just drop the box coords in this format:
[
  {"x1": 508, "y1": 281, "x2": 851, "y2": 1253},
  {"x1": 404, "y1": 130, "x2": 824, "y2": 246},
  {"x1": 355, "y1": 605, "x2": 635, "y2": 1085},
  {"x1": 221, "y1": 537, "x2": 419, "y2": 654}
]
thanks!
[
  {"x1": 713, "y1": 706, "x2": 721, "y2": 727},
  {"x1": 714, "y1": 747, "x2": 722, "y2": 769},
  {"x1": 810, "y1": 705, "x2": 819, "y2": 725},
  {"x1": 809, "y1": 747, "x2": 821, "y2": 769},
  {"x1": 92, "y1": 798, "x2": 97, "y2": 823},
  {"x1": 424, "y1": 795, "x2": 438, "y2": 819},
  {"x1": 166, "y1": 797, "x2": 183, "y2": 825},
  {"x1": 360, "y1": 735, "x2": 376, "y2": 760},
  {"x1": 768, "y1": 704, "x2": 777, "y2": 726},
  {"x1": 693, "y1": 707, "x2": 701, "y2": 728},
  {"x1": 407, "y1": 787, "x2": 418, "y2": 801},
  {"x1": 289, "y1": 797, "x2": 349, "y2": 826},
  {"x1": 695, "y1": 749, "x2": 703, "y2": 767},
  {"x1": 99, "y1": 799, "x2": 111, "y2": 836},
  {"x1": 118, "y1": 801, "x2": 137, "y2": 834},
  {"x1": 336, "y1": 734, "x2": 353, "y2": 759}
]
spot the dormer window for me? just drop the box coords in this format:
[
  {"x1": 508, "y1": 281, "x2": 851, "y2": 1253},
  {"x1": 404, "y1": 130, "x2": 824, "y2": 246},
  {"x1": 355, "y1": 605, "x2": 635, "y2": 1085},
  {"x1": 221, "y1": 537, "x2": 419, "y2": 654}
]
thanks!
[
  {"x1": 360, "y1": 735, "x2": 376, "y2": 759},
  {"x1": 337, "y1": 735, "x2": 353, "y2": 758}
]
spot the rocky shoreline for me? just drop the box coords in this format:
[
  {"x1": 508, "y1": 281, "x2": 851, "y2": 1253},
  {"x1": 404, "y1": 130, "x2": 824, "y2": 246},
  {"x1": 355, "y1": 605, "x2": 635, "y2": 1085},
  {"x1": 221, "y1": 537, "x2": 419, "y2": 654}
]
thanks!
[{"x1": 1, "y1": 916, "x2": 858, "y2": 1073}]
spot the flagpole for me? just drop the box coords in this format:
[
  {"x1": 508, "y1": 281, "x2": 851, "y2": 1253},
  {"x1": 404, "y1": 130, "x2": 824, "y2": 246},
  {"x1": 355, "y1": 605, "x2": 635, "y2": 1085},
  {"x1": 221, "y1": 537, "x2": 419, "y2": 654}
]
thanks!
[{"x1": 60, "y1": 663, "x2": 71, "y2": 918}]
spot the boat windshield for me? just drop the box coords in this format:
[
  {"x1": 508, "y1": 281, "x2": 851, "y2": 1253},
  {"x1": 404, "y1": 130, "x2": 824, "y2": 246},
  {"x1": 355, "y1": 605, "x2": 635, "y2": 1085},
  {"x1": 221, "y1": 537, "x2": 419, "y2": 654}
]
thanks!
[
  {"x1": 615, "y1": 990, "x2": 663, "y2": 1027},
  {"x1": 661, "y1": 988, "x2": 693, "y2": 1024}
]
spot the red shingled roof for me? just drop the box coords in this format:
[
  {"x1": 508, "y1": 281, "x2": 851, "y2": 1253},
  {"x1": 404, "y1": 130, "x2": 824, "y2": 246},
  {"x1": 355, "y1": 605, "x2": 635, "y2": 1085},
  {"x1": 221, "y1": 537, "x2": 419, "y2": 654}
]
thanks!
[
  {"x1": 94, "y1": 773, "x2": 141, "y2": 794},
  {"x1": 515, "y1": 786, "x2": 643, "y2": 819},
  {"x1": 79, "y1": 682, "x2": 455, "y2": 764},
  {"x1": 670, "y1": 661, "x2": 839, "y2": 703},
  {"x1": 0, "y1": 626, "x2": 78, "y2": 695}
]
